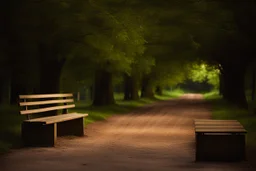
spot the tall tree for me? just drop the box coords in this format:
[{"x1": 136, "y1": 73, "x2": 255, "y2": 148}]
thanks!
[
  {"x1": 191, "y1": 0, "x2": 256, "y2": 108},
  {"x1": 80, "y1": 3, "x2": 147, "y2": 105}
]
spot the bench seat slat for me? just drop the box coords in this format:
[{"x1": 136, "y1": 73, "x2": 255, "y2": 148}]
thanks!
[
  {"x1": 20, "y1": 104, "x2": 75, "y2": 115},
  {"x1": 195, "y1": 121, "x2": 240, "y2": 123},
  {"x1": 195, "y1": 128, "x2": 247, "y2": 133},
  {"x1": 194, "y1": 119, "x2": 237, "y2": 122},
  {"x1": 24, "y1": 113, "x2": 89, "y2": 125},
  {"x1": 20, "y1": 99, "x2": 74, "y2": 106},
  {"x1": 195, "y1": 125, "x2": 244, "y2": 129},
  {"x1": 195, "y1": 122, "x2": 241, "y2": 126},
  {"x1": 19, "y1": 93, "x2": 73, "y2": 99}
]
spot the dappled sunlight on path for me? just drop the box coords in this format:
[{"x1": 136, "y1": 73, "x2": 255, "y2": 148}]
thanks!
[{"x1": 0, "y1": 94, "x2": 253, "y2": 171}]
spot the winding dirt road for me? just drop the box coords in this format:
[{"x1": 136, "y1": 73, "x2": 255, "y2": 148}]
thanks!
[{"x1": 0, "y1": 94, "x2": 254, "y2": 171}]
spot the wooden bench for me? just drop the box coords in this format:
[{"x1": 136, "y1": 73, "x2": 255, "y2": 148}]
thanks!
[
  {"x1": 194, "y1": 119, "x2": 247, "y2": 161},
  {"x1": 19, "y1": 93, "x2": 88, "y2": 147}
]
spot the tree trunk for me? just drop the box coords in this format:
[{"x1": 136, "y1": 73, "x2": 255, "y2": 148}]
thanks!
[
  {"x1": 38, "y1": 44, "x2": 66, "y2": 116},
  {"x1": 252, "y1": 67, "x2": 255, "y2": 101},
  {"x1": 123, "y1": 74, "x2": 139, "y2": 100},
  {"x1": 123, "y1": 74, "x2": 132, "y2": 100},
  {"x1": 39, "y1": 60, "x2": 63, "y2": 94},
  {"x1": 0, "y1": 82, "x2": 4, "y2": 104},
  {"x1": 90, "y1": 85, "x2": 94, "y2": 101},
  {"x1": 0, "y1": 73, "x2": 11, "y2": 104},
  {"x1": 93, "y1": 69, "x2": 115, "y2": 106},
  {"x1": 77, "y1": 92, "x2": 80, "y2": 101},
  {"x1": 141, "y1": 75, "x2": 154, "y2": 98},
  {"x1": 39, "y1": 44, "x2": 65, "y2": 94},
  {"x1": 10, "y1": 81, "x2": 21, "y2": 105},
  {"x1": 252, "y1": 67, "x2": 256, "y2": 114},
  {"x1": 131, "y1": 79, "x2": 140, "y2": 100},
  {"x1": 221, "y1": 64, "x2": 247, "y2": 109},
  {"x1": 219, "y1": 73, "x2": 224, "y2": 95},
  {"x1": 10, "y1": 70, "x2": 28, "y2": 105},
  {"x1": 155, "y1": 86, "x2": 163, "y2": 95}
]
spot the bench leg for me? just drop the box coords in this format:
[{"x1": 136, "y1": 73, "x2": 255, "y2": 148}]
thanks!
[
  {"x1": 22, "y1": 122, "x2": 57, "y2": 147},
  {"x1": 57, "y1": 117, "x2": 84, "y2": 136},
  {"x1": 196, "y1": 133, "x2": 246, "y2": 161}
]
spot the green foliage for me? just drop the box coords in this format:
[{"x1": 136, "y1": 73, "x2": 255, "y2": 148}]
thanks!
[
  {"x1": 81, "y1": 3, "x2": 147, "y2": 74},
  {"x1": 3, "y1": 0, "x2": 254, "y2": 104},
  {"x1": 150, "y1": 61, "x2": 187, "y2": 87},
  {"x1": 58, "y1": 0, "x2": 151, "y2": 92},
  {"x1": 188, "y1": 62, "x2": 220, "y2": 89}
]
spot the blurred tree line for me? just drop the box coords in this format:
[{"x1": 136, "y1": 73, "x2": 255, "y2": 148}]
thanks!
[{"x1": 0, "y1": 0, "x2": 255, "y2": 108}]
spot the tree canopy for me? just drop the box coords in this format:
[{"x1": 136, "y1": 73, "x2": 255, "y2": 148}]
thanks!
[{"x1": 1, "y1": 0, "x2": 255, "y2": 107}]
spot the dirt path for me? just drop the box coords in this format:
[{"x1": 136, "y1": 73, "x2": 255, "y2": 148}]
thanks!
[{"x1": 0, "y1": 94, "x2": 254, "y2": 171}]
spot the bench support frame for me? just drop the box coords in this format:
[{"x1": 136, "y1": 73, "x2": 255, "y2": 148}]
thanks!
[
  {"x1": 195, "y1": 133, "x2": 246, "y2": 161},
  {"x1": 22, "y1": 122, "x2": 57, "y2": 147},
  {"x1": 22, "y1": 117, "x2": 85, "y2": 147},
  {"x1": 57, "y1": 117, "x2": 84, "y2": 136}
]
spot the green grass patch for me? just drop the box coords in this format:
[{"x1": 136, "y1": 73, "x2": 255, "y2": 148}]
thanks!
[
  {"x1": 203, "y1": 91, "x2": 256, "y2": 149},
  {"x1": 0, "y1": 90, "x2": 183, "y2": 154},
  {"x1": 155, "y1": 89, "x2": 184, "y2": 100},
  {"x1": 0, "y1": 104, "x2": 24, "y2": 154}
]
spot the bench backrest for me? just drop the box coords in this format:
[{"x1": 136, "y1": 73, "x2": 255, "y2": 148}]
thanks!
[{"x1": 19, "y1": 93, "x2": 75, "y2": 120}]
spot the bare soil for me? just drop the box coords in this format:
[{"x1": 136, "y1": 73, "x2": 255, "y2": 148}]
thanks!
[{"x1": 0, "y1": 94, "x2": 254, "y2": 171}]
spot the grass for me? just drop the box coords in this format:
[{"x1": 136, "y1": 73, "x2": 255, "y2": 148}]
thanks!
[
  {"x1": 204, "y1": 91, "x2": 256, "y2": 149},
  {"x1": 0, "y1": 89, "x2": 184, "y2": 154},
  {"x1": 155, "y1": 89, "x2": 184, "y2": 100},
  {"x1": 0, "y1": 105, "x2": 25, "y2": 154}
]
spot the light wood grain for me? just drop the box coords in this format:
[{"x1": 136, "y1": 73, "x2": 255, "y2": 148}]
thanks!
[
  {"x1": 24, "y1": 113, "x2": 88, "y2": 125},
  {"x1": 20, "y1": 99, "x2": 74, "y2": 106},
  {"x1": 19, "y1": 94, "x2": 73, "y2": 99},
  {"x1": 20, "y1": 104, "x2": 75, "y2": 115},
  {"x1": 195, "y1": 128, "x2": 247, "y2": 133}
]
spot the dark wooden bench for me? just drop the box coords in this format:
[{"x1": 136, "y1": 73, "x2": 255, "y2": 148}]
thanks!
[
  {"x1": 19, "y1": 93, "x2": 88, "y2": 147},
  {"x1": 194, "y1": 119, "x2": 247, "y2": 161}
]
